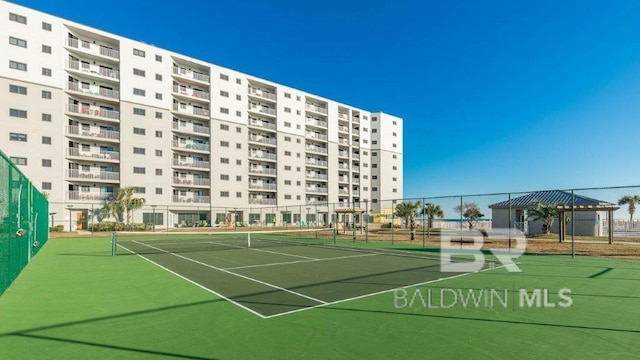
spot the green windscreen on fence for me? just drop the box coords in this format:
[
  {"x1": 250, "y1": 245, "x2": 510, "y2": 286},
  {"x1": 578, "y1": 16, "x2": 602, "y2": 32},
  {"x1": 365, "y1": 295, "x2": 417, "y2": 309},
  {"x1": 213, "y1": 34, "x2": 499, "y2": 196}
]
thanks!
[{"x1": 0, "y1": 150, "x2": 49, "y2": 295}]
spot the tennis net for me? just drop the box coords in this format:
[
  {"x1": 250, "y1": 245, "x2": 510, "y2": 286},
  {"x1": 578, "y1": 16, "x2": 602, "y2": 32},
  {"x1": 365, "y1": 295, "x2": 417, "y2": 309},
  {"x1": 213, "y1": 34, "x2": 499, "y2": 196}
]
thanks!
[{"x1": 113, "y1": 228, "x2": 335, "y2": 255}]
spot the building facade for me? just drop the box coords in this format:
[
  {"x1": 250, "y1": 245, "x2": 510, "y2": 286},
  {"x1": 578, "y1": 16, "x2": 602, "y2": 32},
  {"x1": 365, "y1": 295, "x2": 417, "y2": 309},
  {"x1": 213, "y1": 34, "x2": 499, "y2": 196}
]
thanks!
[{"x1": 0, "y1": 2, "x2": 403, "y2": 229}]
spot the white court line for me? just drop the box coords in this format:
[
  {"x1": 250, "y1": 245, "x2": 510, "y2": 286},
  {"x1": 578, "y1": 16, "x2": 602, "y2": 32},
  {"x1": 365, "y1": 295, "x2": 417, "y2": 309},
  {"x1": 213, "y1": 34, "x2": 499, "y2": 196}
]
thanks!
[
  {"x1": 211, "y1": 241, "x2": 318, "y2": 260},
  {"x1": 132, "y1": 240, "x2": 327, "y2": 305},
  {"x1": 224, "y1": 253, "x2": 380, "y2": 270},
  {"x1": 264, "y1": 263, "x2": 509, "y2": 319},
  {"x1": 116, "y1": 244, "x2": 267, "y2": 319}
]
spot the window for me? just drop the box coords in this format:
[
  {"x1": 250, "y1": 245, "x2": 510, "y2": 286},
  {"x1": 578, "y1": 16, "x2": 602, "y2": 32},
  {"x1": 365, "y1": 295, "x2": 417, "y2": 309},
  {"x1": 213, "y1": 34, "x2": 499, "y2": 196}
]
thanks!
[
  {"x1": 363, "y1": 175, "x2": 369, "y2": 179},
  {"x1": 363, "y1": 115, "x2": 368, "y2": 120},
  {"x1": 363, "y1": 139, "x2": 368, "y2": 144},
  {"x1": 133, "y1": 167, "x2": 146, "y2": 174},
  {"x1": 372, "y1": 164, "x2": 378, "y2": 169},
  {"x1": 155, "y1": 93, "x2": 162, "y2": 100},
  {"x1": 392, "y1": 143, "x2": 397, "y2": 148},
  {"x1": 41, "y1": 90, "x2": 52, "y2": 99},
  {"x1": 42, "y1": 136, "x2": 51, "y2": 145},
  {"x1": 284, "y1": 92, "x2": 291, "y2": 98},
  {"x1": 363, "y1": 186, "x2": 368, "y2": 191},
  {"x1": 392, "y1": 166, "x2": 397, "y2": 170},
  {"x1": 284, "y1": 122, "x2": 291, "y2": 127},
  {"x1": 41, "y1": 159, "x2": 51, "y2": 167},
  {"x1": 133, "y1": 68, "x2": 146, "y2": 77},
  {"x1": 296, "y1": 181, "x2": 301, "y2": 186},
  {"x1": 236, "y1": 111, "x2": 242, "y2": 117},
  {"x1": 220, "y1": 124, "x2": 229, "y2": 131},
  {"x1": 9, "y1": 37, "x2": 27, "y2": 48},
  {"x1": 236, "y1": 192, "x2": 242, "y2": 198},
  {"x1": 133, "y1": 147, "x2": 146, "y2": 155},
  {"x1": 156, "y1": 188, "x2": 163, "y2": 195},
  {"x1": 220, "y1": 158, "x2": 229, "y2": 164},
  {"x1": 220, "y1": 191, "x2": 229, "y2": 197},
  {"x1": 363, "y1": 127, "x2": 368, "y2": 132},
  {"x1": 284, "y1": 136, "x2": 291, "y2": 142},
  {"x1": 284, "y1": 107, "x2": 291, "y2": 113},
  {"x1": 133, "y1": 48, "x2": 145, "y2": 57},
  {"x1": 296, "y1": 167, "x2": 301, "y2": 172},
  {"x1": 220, "y1": 174, "x2": 229, "y2": 181},
  {"x1": 392, "y1": 177, "x2": 397, "y2": 181},
  {"x1": 155, "y1": 54, "x2": 162, "y2": 62},
  {"x1": 296, "y1": 124, "x2": 301, "y2": 130},
  {"x1": 9, "y1": 84, "x2": 27, "y2": 95},
  {"x1": 10, "y1": 157, "x2": 27, "y2": 165},
  {"x1": 285, "y1": 195, "x2": 291, "y2": 200},
  {"x1": 363, "y1": 163, "x2": 369, "y2": 168},
  {"x1": 372, "y1": 151, "x2": 378, "y2": 156},
  {"x1": 236, "y1": 176, "x2": 242, "y2": 181},
  {"x1": 236, "y1": 159, "x2": 241, "y2": 165},
  {"x1": 133, "y1": 108, "x2": 146, "y2": 116},
  {"x1": 133, "y1": 88, "x2": 146, "y2": 96},
  {"x1": 42, "y1": 113, "x2": 51, "y2": 122},
  {"x1": 393, "y1": 189, "x2": 397, "y2": 193},
  {"x1": 42, "y1": 68, "x2": 52, "y2": 77},
  {"x1": 155, "y1": 111, "x2": 162, "y2": 119},
  {"x1": 296, "y1": 139, "x2": 301, "y2": 144},
  {"x1": 393, "y1": 121, "x2": 397, "y2": 125},
  {"x1": 220, "y1": 90, "x2": 229, "y2": 97},
  {"x1": 220, "y1": 141, "x2": 229, "y2": 147},
  {"x1": 372, "y1": 129, "x2": 378, "y2": 133},
  {"x1": 155, "y1": 74, "x2": 162, "y2": 81},
  {"x1": 363, "y1": 151, "x2": 368, "y2": 155},
  {"x1": 236, "y1": 94, "x2": 241, "y2": 101},
  {"x1": 134, "y1": 187, "x2": 146, "y2": 194},
  {"x1": 284, "y1": 151, "x2": 291, "y2": 156},
  {"x1": 155, "y1": 169, "x2": 162, "y2": 176},
  {"x1": 284, "y1": 165, "x2": 291, "y2": 171},
  {"x1": 9, "y1": 13, "x2": 27, "y2": 24},
  {"x1": 372, "y1": 175, "x2": 378, "y2": 180},
  {"x1": 220, "y1": 74, "x2": 229, "y2": 81},
  {"x1": 9, "y1": 61, "x2": 27, "y2": 71},
  {"x1": 10, "y1": 133, "x2": 27, "y2": 142},
  {"x1": 220, "y1": 107, "x2": 229, "y2": 114},
  {"x1": 296, "y1": 96, "x2": 301, "y2": 101},
  {"x1": 393, "y1": 132, "x2": 397, "y2": 137},
  {"x1": 155, "y1": 150, "x2": 162, "y2": 157},
  {"x1": 155, "y1": 130, "x2": 162, "y2": 138},
  {"x1": 42, "y1": 45, "x2": 52, "y2": 54},
  {"x1": 372, "y1": 187, "x2": 378, "y2": 191},
  {"x1": 284, "y1": 180, "x2": 291, "y2": 185},
  {"x1": 42, "y1": 22, "x2": 51, "y2": 31},
  {"x1": 10, "y1": 109, "x2": 27, "y2": 118},
  {"x1": 236, "y1": 143, "x2": 241, "y2": 149},
  {"x1": 236, "y1": 78, "x2": 241, "y2": 84},
  {"x1": 236, "y1": 127, "x2": 241, "y2": 133},
  {"x1": 392, "y1": 154, "x2": 397, "y2": 159},
  {"x1": 133, "y1": 127, "x2": 146, "y2": 135},
  {"x1": 42, "y1": 182, "x2": 52, "y2": 190},
  {"x1": 372, "y1": 140, "x2": 378, "y2": 145},
  {"x1": 296, "y1": 110, "x2": 301, "y2": 115}
]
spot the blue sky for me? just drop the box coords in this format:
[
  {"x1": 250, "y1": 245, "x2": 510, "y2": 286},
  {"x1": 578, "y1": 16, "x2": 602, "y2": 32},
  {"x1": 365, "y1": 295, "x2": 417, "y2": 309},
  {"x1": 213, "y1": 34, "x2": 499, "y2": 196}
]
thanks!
[{"x1": 12, "y1": 0, "x2": 640, "y2": 203}]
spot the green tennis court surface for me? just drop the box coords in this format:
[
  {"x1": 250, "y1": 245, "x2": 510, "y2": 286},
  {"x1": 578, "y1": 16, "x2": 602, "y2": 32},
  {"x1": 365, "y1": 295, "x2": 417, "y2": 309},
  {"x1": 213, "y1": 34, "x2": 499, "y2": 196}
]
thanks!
[
  {"x1": 116, "y1": 232, "x2": 474, "y2": 318},
  {"x1": 1, "y1": 236, "x2": 639, "y2": 359}
]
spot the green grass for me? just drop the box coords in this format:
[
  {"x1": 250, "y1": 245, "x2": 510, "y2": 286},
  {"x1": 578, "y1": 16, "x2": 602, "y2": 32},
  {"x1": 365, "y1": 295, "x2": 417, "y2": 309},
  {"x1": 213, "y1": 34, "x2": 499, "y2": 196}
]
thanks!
[{"x1": 0, "y1": 236, "x2": 638, "y2": 359}]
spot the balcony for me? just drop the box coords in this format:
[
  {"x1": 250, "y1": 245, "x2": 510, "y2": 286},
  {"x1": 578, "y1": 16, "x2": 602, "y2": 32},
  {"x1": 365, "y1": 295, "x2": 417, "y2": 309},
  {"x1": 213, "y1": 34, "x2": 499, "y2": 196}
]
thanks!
[
  {"x1": 172, "y1": 85, "x2": 210, "y2": 102},
  {"x1": 338, "y1": 151, "x2": 349, "y2": 158},
  {"x1": 352, "y1": 129, "x2": 360, "y2": 136},
  {"x1": 305, "y1": 118, "x2": 328, "y2": 128},
  {"x1": 248, "y1": 104, "x2": 277, "y2": 117},
  {"x1": 248, "y1": 135, "x2": 277, "y2": 146},
  {"x1": 352, "y1": 117, "x2": 360, "y2": 124},
  {"x1": 306, "y1": 132, "x2": 328, "y2": 141},
  {"x1": 352, "y1": 153, "x2": 361, "y2": 160},
  {"x1": 306, "y1": 173, "x2": 328, "y2": 181},
  {"x1": 338, "y1": 163, "x2": 349, "y2": 170},
  {"x1": 306, "y1": 187, "x2": 328, "y2": 194},
  {"x1": 66, "y1": 82, "x2": 119, "y2": 102},
  {"x1": 66, "y1": 125, "x2": 119, "y2": 142},
  {"x1": 66, "y1": 169, "x2": 119, "y2": 182},
  {"x1": 65, "y1": 38, "x2": 119, "y2": 60},
  {"x1": 248, "y1": 167, "x2": 277, "y2": 176},
  {"x1": 172, "y1": 103, "x2": 210, "y2": 119},
  {"x1": 352, "y1": 166, "x2": 360, "y2": 173},
  {"x1": 172, "y1": 141, "x2": 210, "y2": 152},
  {"x1": 352, "y1": 178, "x2": 361, "y2": 184},
  {"x1": 249, "y1": 198, "x2": 277, "y2": 205},
  {"x1": 65, "y1": 103, "x2": 120, "y2": 122},
  {"x1": 352, "y1": 190, "x2": 361, "y2": 196},
  {"x1": 172, "y1": 195, "x2": 211, "y2": 204},
  {"x1": 171, "y1": 159, "x2": 210, "y2": 170},
  {"x1": 65, "y1": 147, "x2": 120, "y2": 161},
  {"x1": 305, "y1": 145, "x2": 328, "y2": 154},
  {"x1": 306, "y1": 159, "x2": 328, "y2": 167},
  {"x1": 248, "y1": 119, "x2": 276, "y2": 131},
  {"x1": 249, "y1": 152, "x2": 277, "y2": 161},
  {"x1": 172, "y1": 177, "x2": 211, "y2": 187},
  {"x1": 249, "y1": 183, "x2": 277, "y2": 191},
  {"x1": 306, "y1": 198, "x2": 327, "y2": 205},
  {"x1": 338, "y1": 176, "x2": 349, "y2": 183},
  {"x1": 338, "y1": 112, "x2": 349, "y2": 120},
  {"x1": 66, "y1": 191, "x2": 115, "y2": 201},
  {"x1": 65, "y1": 60, "x2": 119, "y2": 82},
  {"x1": 305, "y1": 104, "x2": 328, "y2": 115},
  {"x1": 172, "y1": 122, "x2": 210, "y2": 136},
  {"x1": 352, "y1": 140, "x2": 360, "y2": 147},
  {"x1": 339, "y1": 189, "x2": 349, "y2": 195},
  {"x1": 172, "y1": 66, "x2": 210, "y2": 84},
  {"x1": 338, "y1": 138, "x2": 349, "y2": 145},
  {"x1": 248, "y1": 86, "x2": 277, "y2": 101},
  {"x1": 338, "y1": 125, "x2": 349, "y2": 133}
]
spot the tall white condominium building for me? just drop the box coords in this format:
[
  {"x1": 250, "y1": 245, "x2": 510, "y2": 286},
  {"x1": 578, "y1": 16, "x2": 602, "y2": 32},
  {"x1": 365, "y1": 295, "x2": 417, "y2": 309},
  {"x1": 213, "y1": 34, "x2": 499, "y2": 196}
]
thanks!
[{"x1": 0, "y1": 2, "x2": 403, "y2": 229}]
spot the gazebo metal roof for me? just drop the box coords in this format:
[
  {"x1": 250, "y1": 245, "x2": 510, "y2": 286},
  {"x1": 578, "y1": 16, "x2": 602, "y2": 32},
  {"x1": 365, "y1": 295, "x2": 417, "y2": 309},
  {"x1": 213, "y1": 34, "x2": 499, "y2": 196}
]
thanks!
[{"x1": 489, "y1": 190, "x2": 618, "y2": 210}]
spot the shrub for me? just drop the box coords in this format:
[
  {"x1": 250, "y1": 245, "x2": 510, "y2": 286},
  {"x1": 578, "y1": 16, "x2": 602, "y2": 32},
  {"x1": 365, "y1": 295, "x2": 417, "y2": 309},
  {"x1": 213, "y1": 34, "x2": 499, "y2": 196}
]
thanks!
[
  {"x1": 380, "y1": 222, "x2": 401, "y2": 229},
  {"x1": 49, "y1": 225, "x2": 65, "y2": 232}
]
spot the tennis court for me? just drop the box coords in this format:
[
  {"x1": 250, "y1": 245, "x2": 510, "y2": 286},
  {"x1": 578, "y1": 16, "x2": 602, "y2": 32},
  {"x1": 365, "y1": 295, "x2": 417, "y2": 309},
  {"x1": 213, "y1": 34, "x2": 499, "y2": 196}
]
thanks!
[{"x1": 116, "y1": 229, "x2": 477, "y2": 318}]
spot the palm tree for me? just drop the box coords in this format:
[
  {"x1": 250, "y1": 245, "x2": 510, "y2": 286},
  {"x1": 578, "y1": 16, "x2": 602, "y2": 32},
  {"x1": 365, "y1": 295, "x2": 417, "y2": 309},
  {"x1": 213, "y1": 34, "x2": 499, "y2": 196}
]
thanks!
[
  {"x1": 526, "y1": 202, "x2": 558, "y2": 234},
  {"x1": 118, "y1": 186, "x2": 146, "y2": 225},
  {"x1": 421, "y1": 203, "x2": 444, "y2": 231},
  {"x1": 454, "y1": 203, "x2": 484, "y2": 229},
  {"x1": 394, "y1": 201, "x2": 421, "y2": 229},
  {"x1": 618, "y1": 195, "x2": 640, "y2": 230},
  {"x1": 100, "y1": 198, "x2": 123, "y2": 227}
]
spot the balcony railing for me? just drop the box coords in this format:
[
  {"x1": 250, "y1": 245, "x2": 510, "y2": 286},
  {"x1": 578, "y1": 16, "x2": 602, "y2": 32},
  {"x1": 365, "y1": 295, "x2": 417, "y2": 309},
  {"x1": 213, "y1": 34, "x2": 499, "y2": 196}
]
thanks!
[
  {"x1": 172, "y1": 195, "x2": 211, "y2": 204},
  {"x1": 171, "y1": 159, "x2": 210, "y2": 169},
  {"x1": 249, "y1": 152, "x2": 277, "y2": 161},
  {"x1": 338, "y1": 177, "x2": 349, "y2": 183},
  {"x1": 248, "y1": 87, "x2": 277, "y2": 101},
  {"x1": 352, "y1": 129, "x2": 360, "y2": 136},
  {"x1": 306, "y1": 133, "x2": 328, "y2": 141},
  {"x1": 338, "y1": 138, "x2": 349, "y2": 145},
  {"x1": 352, "y1": 153, "x2": 361, "y2": 159},
  {"x1": 172, "y1": 85, "x2": 210, "y2": 100},
  {"x1": 249, "y1": 183, "x2": 277, "y2": 191},
  {"x1": 66, "y1": 147, "x2": 120, "y2": 161},
  {"x1": 306, "y1": 187, "x2": 328, "y2": 194},
  {"x1": 305, "y1": 104, "x2": 328, "y2": 114},
  {"x1": 352, "y1": 190, "x2": 361, "y2": 196},
  {"x1": 339, "y1": 189, "x2": 349, "y2": 195},
  {"x1": 66, "y1": 191, "x2": 115, "y2": 201},
  {"x1": 248, "y1": 119, "x2": 276, "y2": 130},
  {"x1": 172, "y1": 177, "x2": 211, "y2": 187},
  {"x1": 338, "y1": 125, "x2": 349, "y2": 133},
  {"x1": 65, "y1": 38, "x2": 119, "y2": 59},
  {"x1": 172, "y1": 103, "x2": 210, "y2": 118},
  {"x1": 172, "y1": 122, "x2": 210, "y2": 135},
  {"x1": 352, "y1": 117, "x2": 360, "y2": 123},
  {"x1": 306, "y1": 173, "x2": 328, "y2": 180},
  {"x1": 249, "y1": 198, "x2": 277, "y2": 205},
  {"x1": 338, "y1": 113, "x2": 349, "y2": 120},
  {"x1": 66, "y1": 60, "x2": 119, "y2": 80},
  {"x1": 248, "y1": 136, "x2": 277, "y2": 146},
  {"x1": 306, "y1": 118, "x2": 328, "y2": 128},
  {"x1": 66, "y1": 125, "x2": 119, "y2": 141},
  {"x1": 249, "y1": 168, "x2": 277, "y2": 175},
  {"x1": 352, "y1": 166, "x2": 360, "y2": 173},
  {"x1": 305, "y1": 146, "x2": 328, "y2": 154},
  {"x1": 306, "y1": 159, "x2": 328, "y2": 167},
  {"x1": 172, "y1": 66, "x2": 210, "y2": 83},
  {"x1": 66, "y1": 82, "x2": 119, "y2": 100},
  {"x1": 338, "y1": 163, "x2": 349, "y2": 170},
  {"x1": 65, "y1": 103, "x2": 120, "y2": 121},
  {"x1": 248, "y1": 104, "x2": 277, "y2": 116},
  {"x1": 172, "y1": 141, "x2": 210, "y2": 152},
  {"x1": 66, "y1": 169, "x2": 119, "y2": 181},
  {"x1": 352, "y1": 178, "x2": 361, "y2": 184},
  {"x1": 338, "y1": 152, "x2": 349, "y2": 157}
]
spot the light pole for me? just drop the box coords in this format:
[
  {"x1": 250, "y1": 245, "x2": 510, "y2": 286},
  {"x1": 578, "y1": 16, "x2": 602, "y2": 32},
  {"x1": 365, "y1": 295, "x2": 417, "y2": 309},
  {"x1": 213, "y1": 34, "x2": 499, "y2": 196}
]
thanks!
[
  {"x1": 233, "y1": 208, "x2": 238, "y2": 230},
  {"x1": 66, "y1": 205, "x2": 74, "y2": 232},
  {"x1": 151, "y1": 205, "x2": 157, "y2": 232},
  {"x1": 49, "y1": 212, "x2": 56, "y2": 230},
  {"x1": 306, "y1": 207, "x2": 311, "y2": 228}
]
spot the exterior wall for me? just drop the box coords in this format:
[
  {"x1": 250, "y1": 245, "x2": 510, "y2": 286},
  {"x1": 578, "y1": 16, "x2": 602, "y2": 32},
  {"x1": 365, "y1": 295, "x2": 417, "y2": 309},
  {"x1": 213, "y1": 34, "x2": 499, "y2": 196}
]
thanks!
[
  {"x1": 0, "y1": 2, "x2": 403, "y2": 229},
  {"x1": 491, "y1": 208, "x2": 603, "y2": 236}
]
